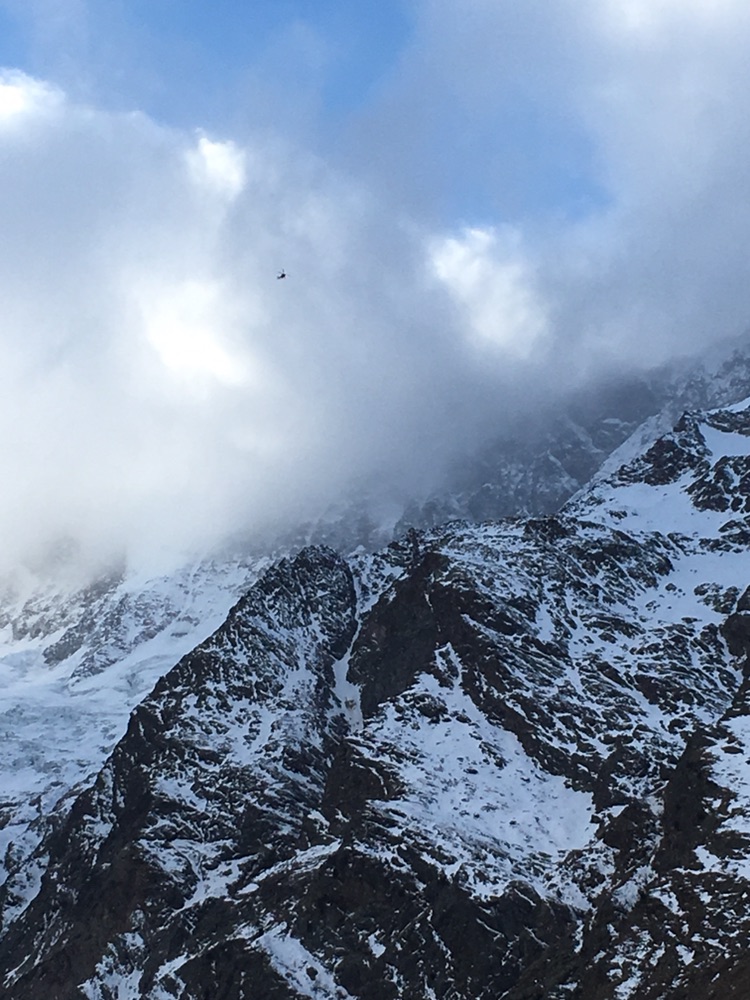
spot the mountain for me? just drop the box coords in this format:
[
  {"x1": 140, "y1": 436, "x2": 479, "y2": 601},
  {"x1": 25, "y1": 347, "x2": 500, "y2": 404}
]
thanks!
[
  {"x1": 9, "y1": 337, "x2": 745, "y2": 904},
  {"x1": 397, "y1": 336, "x2": 750, "y2": 532},
  {"x1": 2, "y1": 391, "x2": 750, "y2": 998},
  {"x1": 0, "y1": 551, "x2": 270, "y2": 939}
]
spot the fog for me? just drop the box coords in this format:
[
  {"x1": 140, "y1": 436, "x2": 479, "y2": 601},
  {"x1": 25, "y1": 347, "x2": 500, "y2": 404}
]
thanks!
[{"x1": 1, "y1": 0, "x2": 750, "y2": 573}]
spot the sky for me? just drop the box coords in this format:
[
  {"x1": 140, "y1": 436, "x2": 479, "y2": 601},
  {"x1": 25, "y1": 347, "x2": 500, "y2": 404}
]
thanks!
[{"x1": 0, "y1": 0, "x2": 749, "y2": 573}]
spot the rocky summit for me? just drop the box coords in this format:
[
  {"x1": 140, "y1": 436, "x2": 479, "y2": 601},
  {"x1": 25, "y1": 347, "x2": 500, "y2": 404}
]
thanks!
[{"x1": 4, "y1": 399, "x2": 750, "y2": 998}]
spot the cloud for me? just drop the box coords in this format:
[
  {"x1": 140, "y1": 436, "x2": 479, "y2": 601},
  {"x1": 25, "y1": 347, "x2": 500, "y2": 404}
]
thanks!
[
  {"x1": 0, "y1": 70, "x2": 542, "y2": 573},
  {"x1": 2, "y1": 1, "x2": 750, "y2": 571},
  {"x1": 430, "y1": 227, "x2": 549, "y2": 359},
  {"x1": 373, "y1": 0, "x2": 750, "y2": 366}
]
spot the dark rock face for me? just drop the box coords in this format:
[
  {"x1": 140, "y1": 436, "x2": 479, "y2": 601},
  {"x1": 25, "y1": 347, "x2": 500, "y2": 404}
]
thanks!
[
  {"x1": 0, "y1": 547, "x2": 358, "y2": 999},
  {"x1": 4, "y1": 403, "x2": 750, "y2": 998}
]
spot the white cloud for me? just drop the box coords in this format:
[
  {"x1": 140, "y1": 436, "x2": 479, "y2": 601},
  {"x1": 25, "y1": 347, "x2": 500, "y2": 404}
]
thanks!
[
  {"x1": 186, "y1": 135, "x2": 246, "y2": 202},
  {"x1": 430, "y1": 227, "x2": 549, "y2": 359},
  {"x1": 600, "y1": 0, "x2": 745, "y2": 35},
  {"x1": 0, "y1": 71, "x2": 540, "y2": 573},
  {"x1": 134, "y1": 277, "x2": 249, "y2": 387},
  {"x1": 2, "y1": 0, "x2": 750, "y2": 571},
  {"x1": 0, "y1": 68, "x2": 61, "y2": 124},
  {"x1": 383, "y1": 0, "x2": 750, "y2": 368}
]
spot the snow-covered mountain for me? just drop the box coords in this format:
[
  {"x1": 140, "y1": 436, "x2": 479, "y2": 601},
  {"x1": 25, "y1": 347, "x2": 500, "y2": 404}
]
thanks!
[
  {"x1": 0, "y1": 552, "x2": 272, "y2": 932},
  {"x1": 3, "y1": 385, "x2": 750, "y2": 997},
  {"x1": 398, "y1": 336, "x2": 750, "y2": 532},
  {"x1": 7, "y1": 338, "x2": 743, "y2": 907}
]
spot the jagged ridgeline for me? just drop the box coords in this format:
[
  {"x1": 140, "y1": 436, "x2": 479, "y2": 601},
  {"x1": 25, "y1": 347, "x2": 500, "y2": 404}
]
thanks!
[{"x1": 5, "y1": 392, "x2": 750, "y2": 993}]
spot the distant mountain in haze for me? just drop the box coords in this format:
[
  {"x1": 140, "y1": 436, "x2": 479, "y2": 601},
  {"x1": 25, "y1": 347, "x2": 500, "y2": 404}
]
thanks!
[
  {"x1": 272, "y1": 332, "x2": 750, "y2": 556},
  {"x1": 395, "y1": 333, "x2": 750, "y2": 534}
]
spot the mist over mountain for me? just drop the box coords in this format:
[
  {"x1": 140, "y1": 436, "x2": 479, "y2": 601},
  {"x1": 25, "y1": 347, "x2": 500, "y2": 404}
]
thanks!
[
  {"x1": 1, "y1": 2, "x2": 750, "y2": 572},
  {"x1": 4, "y1": 3, "x2": 750, "y2": 996},
  {"x1": 4, "y1": 359, "x2": 750, "y2": 997}
]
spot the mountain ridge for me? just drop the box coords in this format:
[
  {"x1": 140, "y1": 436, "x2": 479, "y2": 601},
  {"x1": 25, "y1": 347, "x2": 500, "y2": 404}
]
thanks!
[{"x1": 4, "y1": 390, "x2": 750, "y2": 996}]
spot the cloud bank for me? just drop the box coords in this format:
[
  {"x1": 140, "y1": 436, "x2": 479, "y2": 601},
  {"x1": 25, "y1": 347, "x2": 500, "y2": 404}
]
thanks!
[
  {"x1": 0, "y1": 71, "x2": 509, "y2": 572},
  {"x1": 394, "y1": 0, "x2": 750, "y2": 365},
  {"x1": 0, "y1": 0, "x2": 750, "y2": 571}
]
